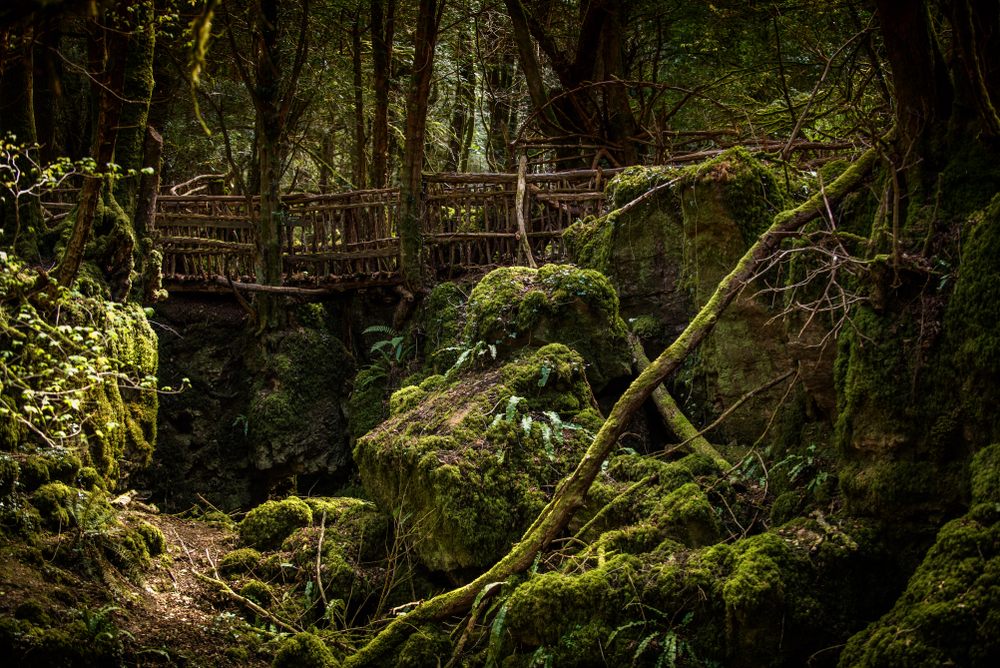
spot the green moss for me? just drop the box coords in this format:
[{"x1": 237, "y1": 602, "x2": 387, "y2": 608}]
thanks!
[
  {"x1": 76, "y1": 466, "x2": 104, "y2": 491},
  {"x1": 350, "y1": 363, "x2": 390, "y2": 441},
  {"x1": 461, "y1": 265, "x2": 631, "y2": 387},
  {"x1": 393, "y1": 623, "x2": 451, "y2": 668},
  {"x1": 30, "y1": 482, "x2": 76, "y2": 529},
  {"x1": 239, "y1": 580, "x2": 274, "y2": 607},
  {"x1": 389, "y1": 385, "x2": 425, "y2": 417},
  {"x1": 135, "y1": 521, "x2": 166, "y2": 556},
  {"x1": 219, "y1": 548, "x2": 263, "y2": 579},
  {"x1": 20, "y1": 456, "x2": 50, "y2": 492},
  {"x1": 652, "y1": 482, "x2": 722, "y2": 548},
  {"x1": 629, "y1": 314, "x2": 665, "y2": 342},
  {"x1": 839, "y1": 503, "x2": 1000, "y2": 667},
  {"x1": 971, "y1": 444, "x2": 1000, "y2": 504},
  {"x1": 14, "y1": 599, "x2": 51, "y2": 627},
  {"x1": 272, "y1": 631, "x2": 339, "y2": 668},
  {"x1": 0, "y1": 456, "x2": 19, "y2": 497},
  {"x1": 770, "y1": 492, "x2": 806, "y2": 527},
  {"x1": 240, "y1": 497, "x2": 313, "y2": 551}
]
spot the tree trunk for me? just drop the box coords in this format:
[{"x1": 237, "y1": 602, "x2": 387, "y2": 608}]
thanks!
[
  {"x1": 352, "y1": 13, "x2": 368, "y2": 190},
  {"x1": 445, "y1": 30, "x2": 474, "y2": 172},
  {"x1": 342, "y1": 148, "x2": 878, "y2": 668},
  {"x1": 485, "y1": 52, "x2": 515, "y2": 171},
  {"x1": 253, "y1": 0, "x2": 287, "y2": 330},
  {"x1": 112, "y1": 0, "x2": 156, "y2": 220},
  {"x1": 370, "y1": 0, "x2": 396, "y2": 189},
  {"x1": 136, "y1": 125, "x2": 162, "y2": 303},
  {"x1": 57, "y1": 12, "x2": 128, "y2": 288},
  {"x1": 398, "y1": 0, "x2": 442, "y2": 292},
  {"x1": 0, "y1": 19, "x2": 43, "y2": 260}
]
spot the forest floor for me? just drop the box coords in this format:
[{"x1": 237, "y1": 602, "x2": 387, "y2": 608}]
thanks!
[{"x1": 0, "y1": 502, "x2": 274, "y2": 668}]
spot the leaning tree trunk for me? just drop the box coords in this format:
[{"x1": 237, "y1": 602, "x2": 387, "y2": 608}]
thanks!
[{"x1": 342, "y1": 147, "x2": 878, "y2": 668}]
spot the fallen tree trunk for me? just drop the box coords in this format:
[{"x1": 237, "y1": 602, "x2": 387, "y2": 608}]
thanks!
[
  {"x1": 627, "y1": 333, "x2": 729, "y2": 470},
  {"x1": 342, "y1": 147, "x2": 877, "y2": 667}
]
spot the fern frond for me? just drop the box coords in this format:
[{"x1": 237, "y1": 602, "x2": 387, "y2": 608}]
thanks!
[{"x1": 363, "y1": 325, "x2": 395, "y2": 336}]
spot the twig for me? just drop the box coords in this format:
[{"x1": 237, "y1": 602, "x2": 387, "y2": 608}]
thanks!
[
  {"x1": 655, "y1": 370, "x2": 794, "y2": 459},
  {"x1": 194, "y1": 572, "x2": 303, "y2": 635},
  {"x1": 316, "y1": 508, "x2": 329, "y2": 609},
  {"x1": 574, "y1": 474, "x2": 656, "y2": 541}
]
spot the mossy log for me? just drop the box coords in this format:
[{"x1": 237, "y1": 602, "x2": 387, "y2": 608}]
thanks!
[
  {"x1": 341, "y1": 147, "x2": 877, "y2": 667},
  {"x1": 627, "y1": 333, "x2": 729, "y2": 470}
]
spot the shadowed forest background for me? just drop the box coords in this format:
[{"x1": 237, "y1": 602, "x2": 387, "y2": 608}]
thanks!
[{"x1": 1, "y1": 0, "x2": 999, "y2": 667}]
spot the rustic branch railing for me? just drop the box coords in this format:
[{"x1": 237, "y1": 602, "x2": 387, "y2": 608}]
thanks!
[{"x1": 150, "y1": 168, "x2": 622, "y2": 287}]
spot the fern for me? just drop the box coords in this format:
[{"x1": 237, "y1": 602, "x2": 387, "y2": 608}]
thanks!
[
  {"x1": 485, "y1": 601, "x2": 510, "y2": 668},
  {"x1": 362, "y1": 325, "x2": 394, "y2": 336},
  {"x1": 505, "y1": 396, "x2": 525, "y2": 422}
]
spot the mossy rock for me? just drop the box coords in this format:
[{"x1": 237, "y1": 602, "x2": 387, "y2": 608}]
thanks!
[
  {"x1": 355, "y1": 345, "x2": 601, "y2": 575},
  {"x1": 239, "y1": 580, "x2": 274, "y2": 607},
  {"x1": 272, "y1": 631, "x2": 339, "y2": 668},
  {"x1": 839, "y1": 502, "x2": 1000, "y2": 667},
  {"x1": 20, "y1": 456, "x2": 50, "y2": 492},
  {"x1": 14, "y1": 599, "x2": 52, "y2": 627},
  {"x1": 460, "y1": 265, "x2": 631, "y2": 389},
  {"x1": 218, "y1": 548, "x2": 263, "y2": 579},
  {"x1": 76, "y1": 466, "x2": 105, "y2": 492},
  {"x1": 422, "y1": 282, "x2": 466, "y2": 373},
  {"x1": 393, "y1": 623, "x2": 451, "y2": 668},
  {"x1": 134, "y1": 522, "x2": 166, "y2": 556},
  {"x1": 389, "y1": 385, "x2": 425, "y2": 417},
  {"x1": 30, "y1": 482, "x2": 77, "y2": 529},
  {"x1": 971, "y1": 443, "x2": 1000, "y2": 504},
  {"x1": 283, "y1": 527, "x2": 356, "y2": 600},
  {"x1": 240, "y1": 497, "x2": 313, "y2": 551},
  {"x1": 247, "y1": 328, "x2": 357, "y2": 475},
  {"x1": 349, "y1": 363, "x2": 390, "y2": 441},
  {"x1": 0, "y1": 456, "x2": 18, "y2": 497},
  {"x1": 566, "y1": 151, "x2": 794, "y2": 444}
]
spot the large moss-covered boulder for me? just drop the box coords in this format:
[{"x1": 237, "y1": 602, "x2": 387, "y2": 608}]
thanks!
[
  {"x1": 459, "y1": 264, "x2": 631, "y2": 389},
  {"x1": 247, "y1": 328, "x2": 357, "y2": 476},
  {"x1": 355, "y1": 344, "x2": 603, "y2": 577},
  {"x1": 835, "y1": 194, "x2": 1000, "y2": 540},
  {"x1": 565, "y1": 148, "x2": 793, "y2": 444},
  {"x1": 838, "y1": 501, "x2": 1000, "y2": 667},
  {"x1": 504, "y1": 524, "x2": 867, "y2": 668}
]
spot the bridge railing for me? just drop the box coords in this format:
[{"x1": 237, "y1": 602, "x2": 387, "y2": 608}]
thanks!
[{"x1": 152, "y1": 168, "x2": 621, "y2": 285}]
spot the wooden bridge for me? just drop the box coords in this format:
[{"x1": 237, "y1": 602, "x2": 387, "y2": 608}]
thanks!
[{"x1": 145, "y1": 168, "x2": 622, "y2": 294}]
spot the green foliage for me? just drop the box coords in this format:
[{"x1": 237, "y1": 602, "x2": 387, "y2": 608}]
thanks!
[{"x1": 364, "y1": 325, "x2": 410, "y2": 363}]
